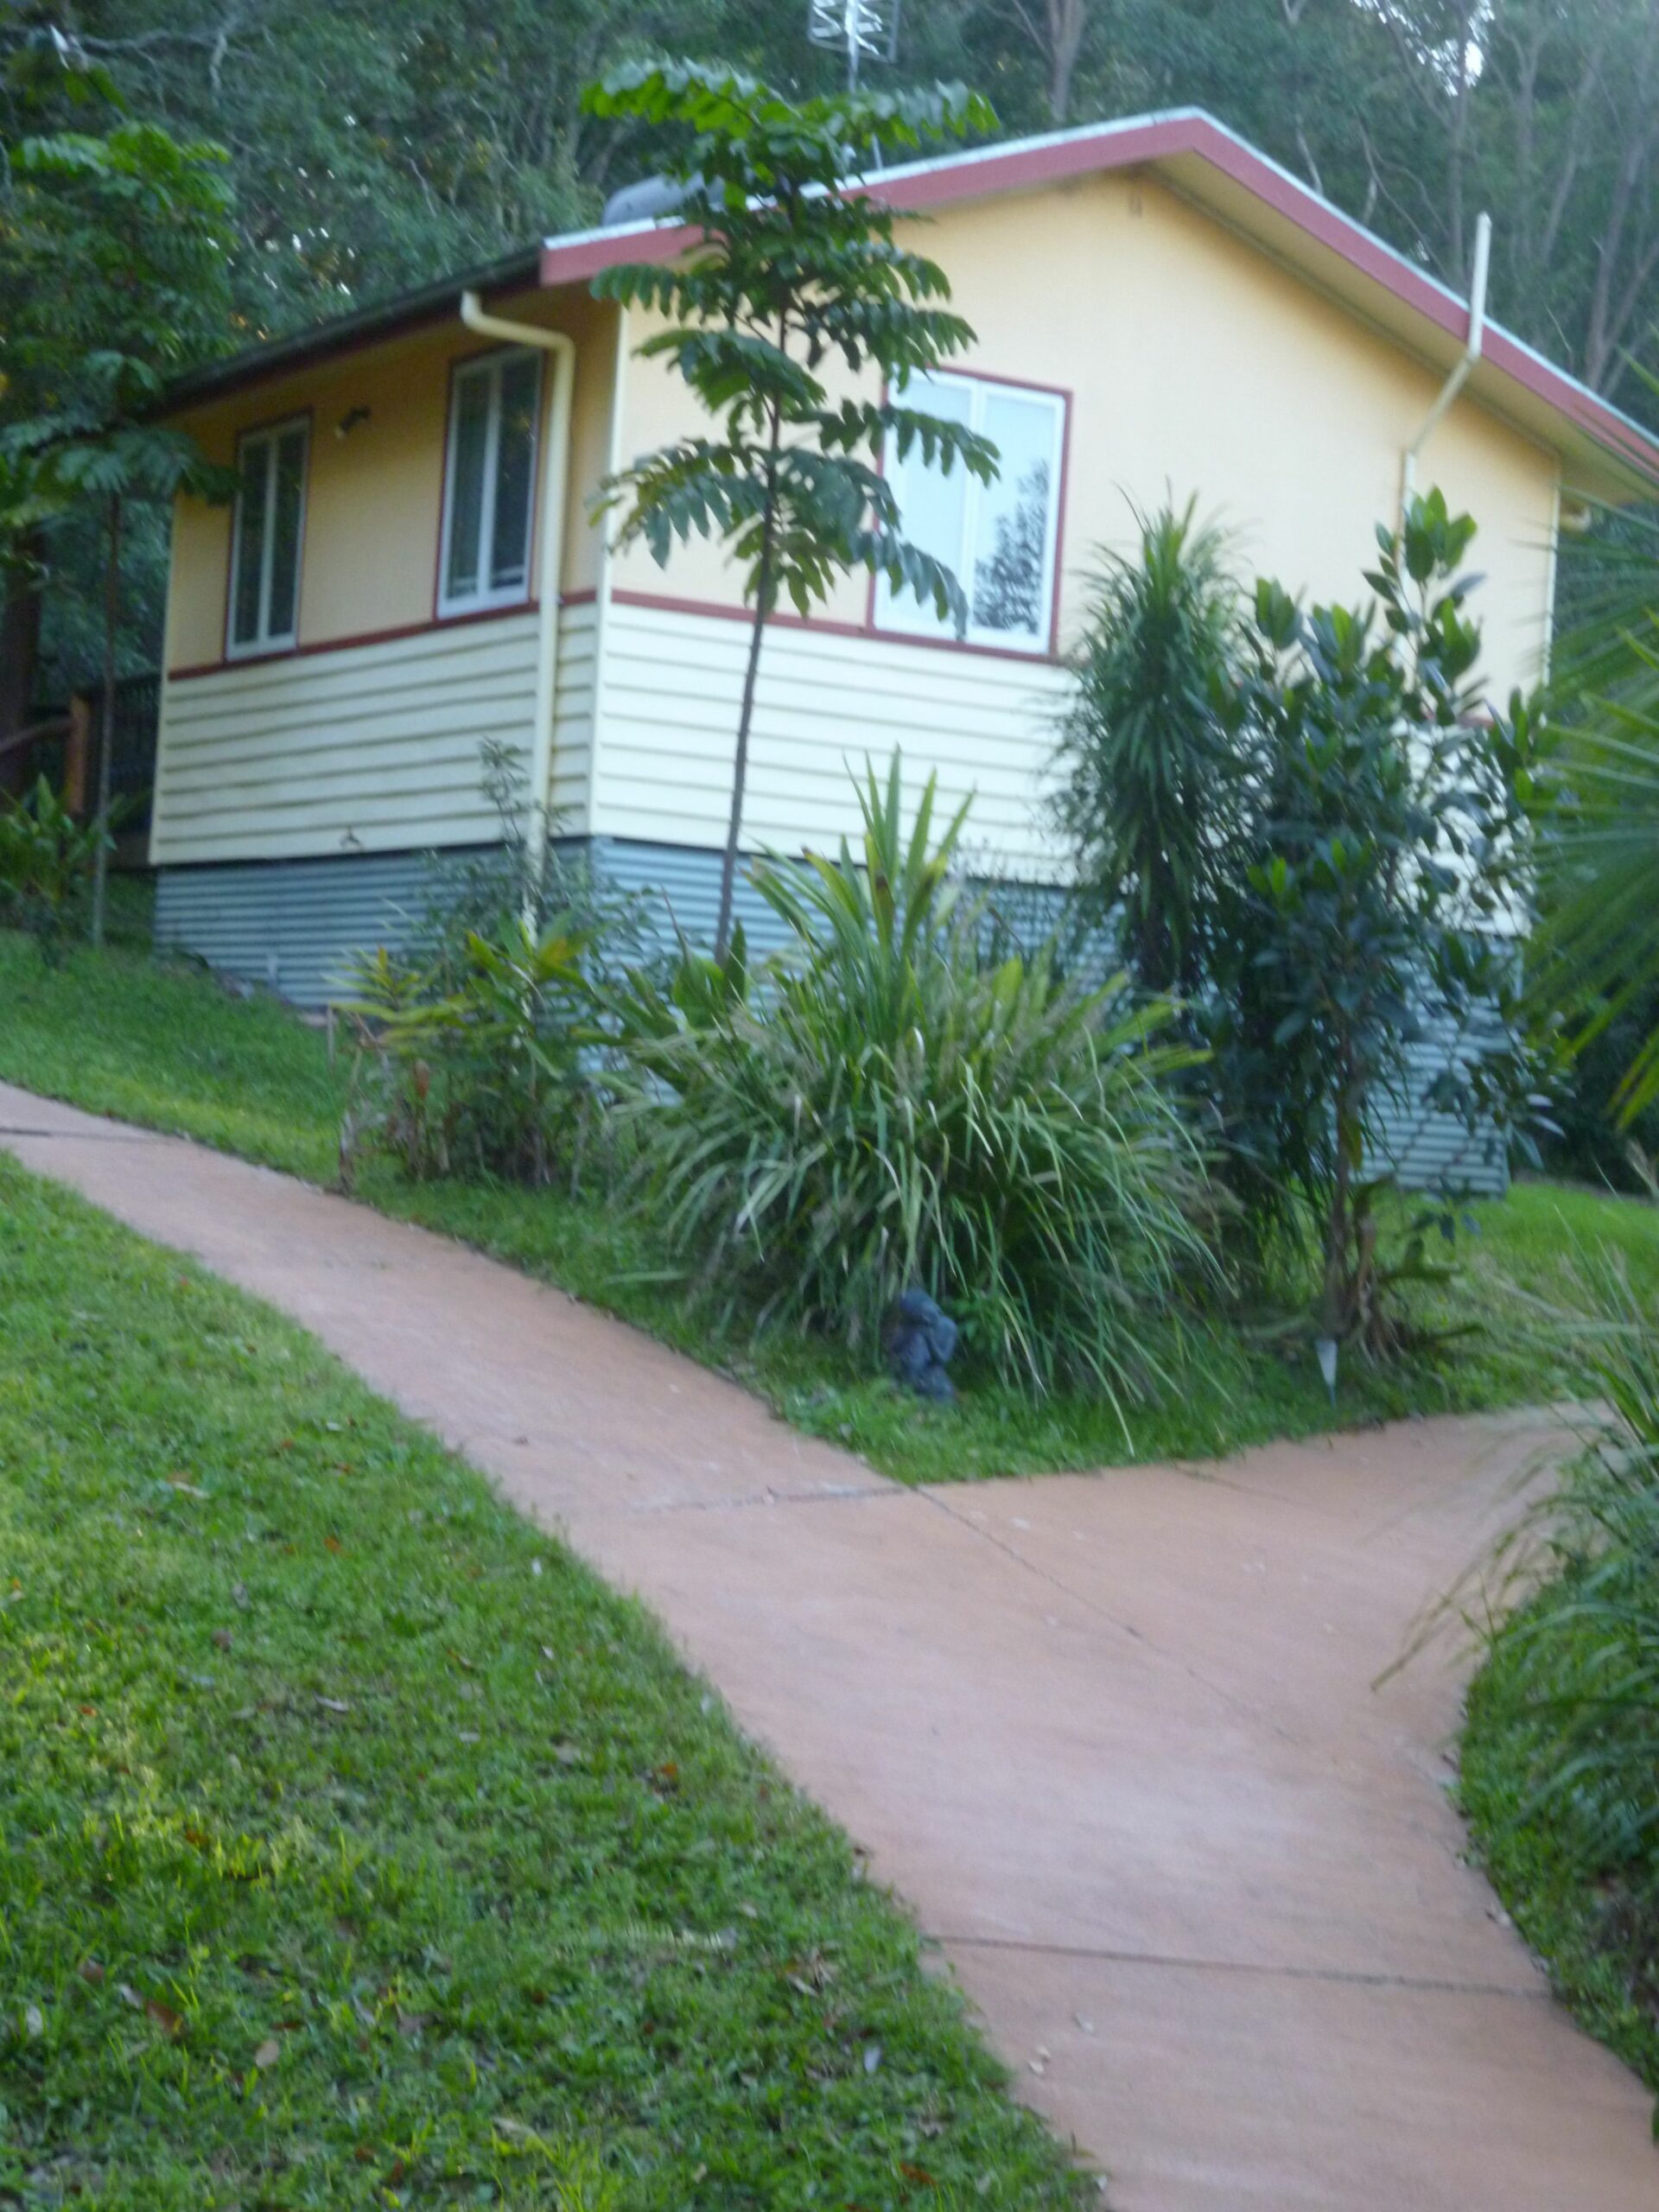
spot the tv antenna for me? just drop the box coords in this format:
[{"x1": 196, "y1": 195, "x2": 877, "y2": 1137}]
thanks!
[{"x1": 808, "y1": 0, "x2": 899, "y2": 90}]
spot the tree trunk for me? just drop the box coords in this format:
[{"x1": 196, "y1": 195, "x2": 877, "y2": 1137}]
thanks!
[
  {"x1": 92, "y1": 493, "x2": 121, "y2": 949},
  {"x1": 713, "y1": 404, "x2": 783, "y2": 964},
  {"x1": 0, "y1": 531, "x2": 45, "y2": 799}
]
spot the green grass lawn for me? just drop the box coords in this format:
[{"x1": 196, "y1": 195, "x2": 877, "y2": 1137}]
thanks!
[
  {"x1": 5, "y1": 912, "x2": 1659, "y2": 1483},
  {"x1": 0, "y1": 1155, "x2": 1089, "y2": 2209},
  {"x1": 1460, "y1": 1626, "x2": 1659, "y2": 2110}
]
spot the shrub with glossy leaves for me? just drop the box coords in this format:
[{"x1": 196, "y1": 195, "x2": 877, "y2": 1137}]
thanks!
[{"x1": 614, "y1": 760, "x2": 1218, "y2": 1411}]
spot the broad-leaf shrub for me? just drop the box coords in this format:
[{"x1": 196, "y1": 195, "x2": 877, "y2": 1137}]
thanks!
[
  {"x1": 614, "y1": 761, "x2": 1217, "y2": 1408},
  {"x1": 0, "y1": 773, "x2": 107, "y2": 960},
  {"x1": 338, "y1": 913, "x2": 607, "y2": 1189},
  {"x1": 1057, "y1": 491, "x2": 1556, "y2": 1351}
]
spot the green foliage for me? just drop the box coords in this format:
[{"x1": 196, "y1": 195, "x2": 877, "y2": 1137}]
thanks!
[
  {"x1": 613, "y1": 758, "x2": 1217, "y2": 1412},
  {"x1": 338, "y1": 912, "x2": 611, "y2": 1190},
  {"x1": 583, "y1": 60, "x2": 1001, "y2": 954},
  {"x1": 1221, "y1": 492, "x2": 1554, "y2": 1342},
  {"x1": 0, "y1": 772, "x2": 106, "y2": 957},
  {"x1": 1054, "y1": 497, "x2": 1245, "y2": 999},
  {"x1": 336, "y1": 747, "x2": 656, "y2": 1189},
  {"x1": 586, "y1": 61, "x2": 998, "y2": 629},
  {"x1": 11, "y1": 910, "x2": 1659, "y2": 1476},
  {"x1": 1530, "y1": 491, "x2": 1659, "y2": 1127},
  {"x1": 0, "y1": 1157, "x2": 1090, "y2": 2208},
  {"x1": 0, "y1": 109, "x2": 237, "y2": 502},
  {"x1": 1053, "y1": 490, "x2": 1556, "y2": 1352},
  {"x1": 1462, "y1": 1247, "x2": 1659, "y2": 2100}
]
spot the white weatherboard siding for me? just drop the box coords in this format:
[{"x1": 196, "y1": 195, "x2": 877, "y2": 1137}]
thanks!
[
  {"x1": 591, "y1": 599, "x2": 1074, "y2": 872},
  {"x1": 151, "y1": 608, "x2": 596, "y2": 868}
]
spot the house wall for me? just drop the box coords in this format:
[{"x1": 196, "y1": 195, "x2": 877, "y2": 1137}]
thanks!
[
  {"x1": 151, "y1": 162, "x2": 1562, "y2": 1020},
  {"x1": 151, "y1": 291, "x2": 617, "y2": 869},
  {"x1": 598, "y1": 168, "x2": 1559, "y2": 868}
]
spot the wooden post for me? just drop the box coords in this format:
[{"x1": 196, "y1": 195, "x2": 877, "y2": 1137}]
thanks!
[
  {"x1": 91, "y1": 493, "x2": 121, "y2": 949},
  {"x1": 63, "y1": 695, "x2": 92, "y2": 817}
]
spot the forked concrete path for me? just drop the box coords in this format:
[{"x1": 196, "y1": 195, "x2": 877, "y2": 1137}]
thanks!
[{"x1": 3, "y1": 1079, "x2": 1656, "y2": 2209}]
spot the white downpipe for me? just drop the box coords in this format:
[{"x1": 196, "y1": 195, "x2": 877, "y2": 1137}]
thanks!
[
  {"x1": 585, "y1": 303, "x2": 629, "y2": 841},
  {"x1": 1402, "y1": 210, "x2": 1491, "y2": 519},
  {"x1": 460, "y1": 290, "x2": 575, "y2": 899}
]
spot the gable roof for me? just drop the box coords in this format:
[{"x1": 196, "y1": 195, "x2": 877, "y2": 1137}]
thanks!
[{"x1": 171, "y1": 105, "x2": 1659, "y2": 497}]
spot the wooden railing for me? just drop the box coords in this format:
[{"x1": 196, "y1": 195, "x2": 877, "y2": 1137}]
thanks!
[{"x1": 1, "y1": 674, "x2": 159, "y2": 830}]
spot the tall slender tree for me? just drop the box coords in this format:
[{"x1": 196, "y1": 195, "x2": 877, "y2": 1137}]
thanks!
[{"x1": 583, "y1": 60, "x2": 1000, "y2": 957}]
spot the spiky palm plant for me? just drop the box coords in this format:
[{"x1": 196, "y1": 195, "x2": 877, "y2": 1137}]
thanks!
[
  {"x1": 1533, "y1": 495, "x2": 1659, "y2": 1122},
  {"x1": 616, "y1": 759, "x2": 1219, "y2": 1415}
]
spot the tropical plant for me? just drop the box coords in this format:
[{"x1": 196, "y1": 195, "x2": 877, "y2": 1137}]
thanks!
[
  {"x1": 612, "y1": 759, "x2": 1217, "y2": 1412},
  {"x1": 337, "y1": 913, "x2": 608, "y2": 1190},
  {"x1": 1053, "y1": 497, "x2": 1247, "y2": 1000},
  {"x1": 1, "y1": 54, "x2": 237, "y2": 935},
  {"x1": 0, "y1": 772, "x2": 107, "y2": 959},
  {"x1": 582, "y1": 60, "x2": 1000, "y2": 958},
  {"x1": 1052, "y1": 489, "x2": 1556, "y2": 1346},
  {"x1": 1216, "y1": 492, "x2": 1554, "y2": 1350},
  {"x1": 1529, "y1": 494, "x2": 1659, "y2": 1128},
  {"x1": 1465, "y1": 1249, "x2": 1659, "y2": 2001}
]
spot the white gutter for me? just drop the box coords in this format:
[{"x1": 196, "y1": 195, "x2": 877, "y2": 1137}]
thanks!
[
  {"x1": 460, "y1": 289, "x2": 575, "y2": 903},
  {"x1": 1402, "y1": 211, "x2": 1491, "y2": 518}
]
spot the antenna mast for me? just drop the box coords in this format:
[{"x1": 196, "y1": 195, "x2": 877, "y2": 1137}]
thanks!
[{"x1": 807, "y1": 0, "x2": 899, "y2": 91}]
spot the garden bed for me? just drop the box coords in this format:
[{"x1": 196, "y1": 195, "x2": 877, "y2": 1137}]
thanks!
[{"x1": 4, "y1": 920, "x2": 1659, "y2": 1484}]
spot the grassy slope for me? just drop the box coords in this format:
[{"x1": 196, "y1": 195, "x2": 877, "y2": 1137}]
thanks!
[
  {"x1": 0, "y1": 1156, "x2": 1088, "y2": 2210},
  {"x1": 1460, "y1": 1630, "x2": 1659, "y2": 2109},
  {"x1": 6, "y1": 919, "x2": 1659, "y2": 1483}
]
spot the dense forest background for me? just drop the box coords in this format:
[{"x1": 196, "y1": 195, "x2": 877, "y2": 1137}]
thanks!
[{"x1": 3, "y1": 0, "x2": 1659, "y2": 690}]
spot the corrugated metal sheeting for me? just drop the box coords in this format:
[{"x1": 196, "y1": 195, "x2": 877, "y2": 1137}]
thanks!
[
  {"x1": 154, "y1": 848, "x2": 480, "y2": 1008},
  {"x1": 155, "y1": 834, "x2": 1509, "y2": 1195}
]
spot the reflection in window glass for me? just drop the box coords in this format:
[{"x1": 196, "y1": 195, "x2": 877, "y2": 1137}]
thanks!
[
  {"x1": 874, "y1": 372, "x2": 1064, "y2": 654},
  {"x1": 232, "y1": 445, "x2": 269, "y2": 648},
  {"x1": 446, "y1": 371, "x2": 491, "y2": 602},
  {"x1": 491, "y1": 355, "x2": 539, "y2": 593},
  {"x1": 442, "y1": 349, "x2": 543, "y2": 614},
  {"x1": 267, "y1": 428, "x2": 308, "y2": 640},
  {"x1": 972, "y1": 391, "x2": 1055, "y2": 639}
]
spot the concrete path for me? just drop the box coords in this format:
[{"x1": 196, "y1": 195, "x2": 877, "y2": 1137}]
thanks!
[{"x1": 3, "y1": 1078, "x2": 1655, "y2": 2209}]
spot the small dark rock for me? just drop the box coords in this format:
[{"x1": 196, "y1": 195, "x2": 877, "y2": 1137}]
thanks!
[{"x1": 886, "y1": 1287, "x2": 957, "y2": 1402}]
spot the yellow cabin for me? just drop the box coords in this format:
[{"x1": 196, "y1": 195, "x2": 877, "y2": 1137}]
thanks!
[{"x1": 153, "y1": 107, "x2": 1659, "y2": 1035}]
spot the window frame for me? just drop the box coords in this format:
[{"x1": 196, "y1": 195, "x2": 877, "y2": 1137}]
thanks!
[
  {"x1": 436, "y1": 345, "x2": 545, "y2": 621},
  {"x1": 873, "y1": 369, "x2": 1069, "y2": 658},
  {"x1": 225, "y1": 413, "x2": 311, "y2": 661}
]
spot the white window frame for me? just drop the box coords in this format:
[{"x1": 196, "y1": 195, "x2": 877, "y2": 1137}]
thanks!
[
  {"x1": 437, "y1": 346, "x2": 544, "y2": 619},
  {"x1": 226, "y1": 415, "x2": 309, "y2": 660},
  {"x1": 874, "y1": 371, "x2": 1067, "y2": 657}
]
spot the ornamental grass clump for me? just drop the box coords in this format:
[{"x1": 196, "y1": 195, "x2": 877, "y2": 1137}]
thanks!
[
  {"x1": 1468, "y1": 1253, "x2": 1659, "y2": 1935},
  {"x1": 616, "y1": 760, "x2": 1218, "y2": 1410}
]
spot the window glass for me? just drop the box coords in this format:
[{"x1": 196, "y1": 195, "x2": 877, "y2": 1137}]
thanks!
[
  {"x1": 267, "y1": 426, "x2": 308, "y2": 641},
  {"x1": 874, "y1": 372, "x2": 1064, "y2": 654},
  {"x1": 228, "y1": 418, "x2": 307, "y2": 656},
  {"x1": 971, "y1": 389, "x2": 1055, "y2": 640},
  {"x1": 878, "y1": 378, "x2": 974, "y2": 642},
  {"x1": 231, "y1": 442, "x2": 269, "y2": 648},
  {"x1": 441, "y1": 348, "x2": 542, "y2": 615},
  {"x1": 446, "y1": 367, "x2": 492, "y2": 603},
  {"x1": 490, "y1": 353, "x2": 539, "y2": 593}
]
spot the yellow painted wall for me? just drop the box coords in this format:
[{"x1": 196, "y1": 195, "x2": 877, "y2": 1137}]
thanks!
[
  {"x1": 163, "y1": 288, "x2": 618, "y2": 671},
  {"x1": 155, "y1": 168, "x2": 1563, "y2": 874},
  {"x1": 611, "y1": 170, "x2": 1559, "y2": 697}
]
